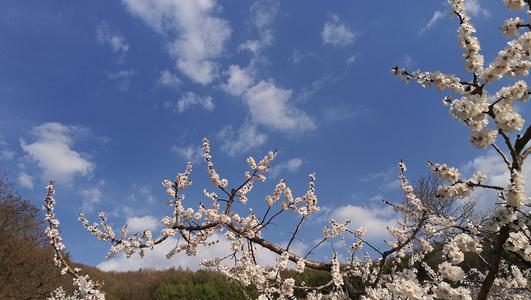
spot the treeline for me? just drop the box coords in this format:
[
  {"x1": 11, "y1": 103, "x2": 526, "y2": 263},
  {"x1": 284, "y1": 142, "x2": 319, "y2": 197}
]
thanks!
[{"x1": 74, "y1": 267, "x2": 260, "y2": 300}]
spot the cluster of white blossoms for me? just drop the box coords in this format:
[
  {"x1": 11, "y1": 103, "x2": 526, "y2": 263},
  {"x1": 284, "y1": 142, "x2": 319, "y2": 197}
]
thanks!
[
  {"x1": 429, "y1": 162, "x2": 460, "y2": 183},
  {"x1": 449, "y1": 94, "x2": 489, "y2": 131},
  {"x1": 323, "y1": 219, "x2": 349, "y2": 238},
  {"x1": 469, "y1": 128, "x2": 498, "y2": 149},
  {"x1": 44, "y1": 182, "x2": 105, "y2": 300},
  {"x1": 203, "y1": 138, "x2": 229, "y2": 188},
  {"x1": 398, "y1": 160, "x2": 424, "y2": 210},
  {"x1": 502, "y1": 17, "x2": 523, "y2": 36},
  {"x1": 438, "y1": 261, "x2": 465, "y2": 282},
  {"x1": 43, "y1": 1, "x2": 530, "y2": 299},
  {"x1": 451, "y1": 0, "x2": 484, "y2": 73},
  {"x1": 506, "y1": 170, "x2": 528, "y2": 207},
  {"x1": 388, "y1": 2, "x2": 530, "y2": 299},
  {"x1": 504, "y1": 0, "x2": 527, "y2": 10},
  {"x1": 331, "y1": 256, "x2": 344, "y2": 288},
  {"x1": 427, "y1": 162, "x2": 490, "y2": 200},
  {"x1": 385, "y1": 269, "x2": 424, "y2": 300},
  {"x1": 505, "y1": 231, "x2": 531, "y2": 261},
  {"x1": 481, "y1": 30, "x2": 531, "y2": 83},
  {"x1": 432, "y1": 282, "x2": 472, "y2": 300},
  {"x1": 391, "y1": 68, "x2": 465, "y2": 94},
  {"x1": 443, "y1": 233, "x2": 482, "y2": 264}
]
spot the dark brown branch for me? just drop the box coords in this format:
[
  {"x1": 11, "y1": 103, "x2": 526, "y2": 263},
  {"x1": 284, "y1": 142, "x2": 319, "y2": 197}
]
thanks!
[
  {"x1": 491, "y1": 143, "x2": 511, "y2": 168},
  {"x1": 477, "y1": 225, "x2": 511, "y2": 300},
  {"x1": 286, "y1": 215, "x2": 306, "y2": 252}
]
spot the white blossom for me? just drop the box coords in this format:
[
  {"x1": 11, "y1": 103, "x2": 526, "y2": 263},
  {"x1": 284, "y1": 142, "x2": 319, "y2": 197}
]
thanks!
[{"x1": 504, "y1": 0, "x2": 526, "y2": 10}]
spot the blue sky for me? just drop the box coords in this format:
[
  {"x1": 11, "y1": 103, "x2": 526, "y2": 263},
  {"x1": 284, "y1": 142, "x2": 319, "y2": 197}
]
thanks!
[{"x1": 0, "y1": 0, "x2": 526, "y2": 270}]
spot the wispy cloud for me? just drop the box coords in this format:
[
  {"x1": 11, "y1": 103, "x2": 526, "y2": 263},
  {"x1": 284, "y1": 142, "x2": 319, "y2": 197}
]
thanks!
[
  {"x1": 291, "y1": 49, "x2": 317, "y2": 64},
  {"x1": 17, "y1": 172, "x2": 33, "y2": 189},
  {"x1": 269, "y1": 158, "x2": 303, "y2": 178},
  {"x1": 218, "y1": 123, "x2": 267, "y2": 156},
  {"x1": 164, "y1": 92, "x2": 214, "y2": 113},
  {"x1": 97, "y1": 22, "x2": 129, "y2": 62},
  {"x1": 420, "y1": 1, "x2": 489, "y2": 36},
  {"x1": 347, "y1": 54, "x2": 357, "y2": 65},
  {"x1": 419, "y1": 10, "x2": 445, "y2": 35},
  {"x1": 0, "y1": 149, "x2": 15, "y2": 161},
  {"x1": 323, "y1": 104, "x2": 367, "y2": 121},
  {"x1": 107, "y1": 69, "x2": 137, "y2": 91},
  {"x1": 297, "y1": 75, "x2": 332, "y2": 101},
  {"x1": 0, "y1": 136, "x2": 15, "y2": 161},
  {"x1": 359, "y1": 167, "x2": 400, "y2": 191},
  {"x1": 81, "y1": 180, "x2": 105, "y2": 213},
  {"x1": 171, "y1": 145, "x2": 202, "y2": 163},
  {"x1": 122, "y1": 0, "x2": 231, "y2": 85},
  {"x1": 158, "y1": 70, "x2": 181, "y2": 90},
  {"x1": 465, "y1": 0, "x2": 491, "y2": 18},
  {"x1": 239, "y1": 0, "x2": 280, "y2": 55},
  {"x1": 321, "y1": 15, "x2": 358, "y2": 47},
  {"x1": 221, "y1": 65, "x2": 254, "y2": 96}
]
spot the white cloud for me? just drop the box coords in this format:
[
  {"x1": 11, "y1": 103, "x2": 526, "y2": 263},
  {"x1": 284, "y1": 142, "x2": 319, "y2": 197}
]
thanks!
[
  {"x1": 239, "y1": 0, "x2": 279, "y2": 54},
  {"x1": 297, "y1": 75, "x2": 335, "y2": 101},
  {"x1": 222, "y1": 65, "x2": 253, "y2": 96},
  {"x1": 122, "y1": 0, "x2": 231, "y2": 84},
  {"x1": 97, "y1": 22, "x2": 129, "y2": 61},
  {"x1": 21, "y1": 122, "x2": 94, "y2": 183},
  {"x1": 223, "y1": 65, "x2": 316, "y2": 132},
  {"x1": 221, "y1": 65, "x2": 315, "y2": 134},
  {"x1": 171, "y1": 145, "x2": 202, "y2": 163},
  {"x1": 419, "y1": 10, "x2": 445, "y2": 35},
  {"x1": 98, "y1": 233, "x2": 229, "y2": 271},
  {"x1": 107, "y1": 69, "x2": 137, "y2": 91},
  {"x1": 245, "y1": 81, "x2": 315, "y2": 132},
  {"x1": 97, "y1": 231, "x2": 282, "y2": 271},
  {"x1": 218, "y1": 123, "x2": 267, "y2": 156},
  {"x1": 403, "y1": 150, "x2": 530, "y2": 212},
  {"x1": 126, "y1": 215, "x2": 159, "y2": 232},
  {"x1": 81, "y1": 181, "x2": 104, "y2": 213},
  {"x1": 359, "y1": 167, "x2": 400, "y2": 191},
  {"x1": 419, "y1": 0, "x2": 488, "y2": 36},
  {"x1": 107, "y1": 70, "x2": 137, "y2": 80},
  {"x1": 171, "y1": 145, "x2": 194, "y2": 161},
  {"x1": 291, "y1": 49, "x2": 316, "y2": 64},
  {"x1": 321, "y1": 15, "x2": 357, "y2": 47},
  {"x1": 0, "y1": 136, "x2": 15, "y2": 161},
  {"x1": 17, "y1": 172, "x2": 33, "y2": 189},
  {"x1": 0, "y1": 149, "x2": 15, "y2": 161},
  {"x1": 347, "y1": 54, "x2": 357, "y2": 65},
  {"x1": 463, "y1": 151, "x2": 531, "y2": 210},
  {"x1": 323, "y1": 104, "x2": 366, "y2": 121},
  {"x1": 332, "y1": 204, "x2": 397, "y2": 240},
  {"x1": 465, "y1": 0, "x2": 491, "y2": 18},
  {"x1": 398, "y1": 54, "x2": 415, "y2": 68},
  {"x1": 174, "y1": 92, "x2": 214, "y2": 113},
  {"x1": 269, "y1": 158, "x2": 303, "y2": 178},
  {"x1": 127, "y1": 184, "x2": 157, "y2": 207},
  {"x1": 158, "y1": 70, "x2": 181, "y2": 90}
]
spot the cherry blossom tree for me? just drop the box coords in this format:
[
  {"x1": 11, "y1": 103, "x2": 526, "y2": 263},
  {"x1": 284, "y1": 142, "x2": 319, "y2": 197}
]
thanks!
[{"x1": 45, "y1": 0, "x2": 530, "y2": 299}]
